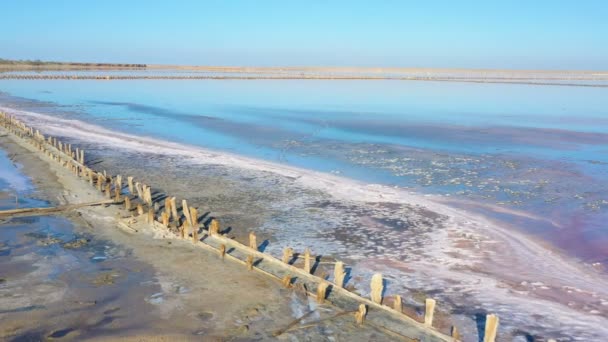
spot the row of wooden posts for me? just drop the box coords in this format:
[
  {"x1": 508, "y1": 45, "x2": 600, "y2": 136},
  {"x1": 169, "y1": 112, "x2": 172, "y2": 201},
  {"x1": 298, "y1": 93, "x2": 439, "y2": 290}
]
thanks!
[{"x1": 0, "y1": 111, "x2": 508, "y2": 342}]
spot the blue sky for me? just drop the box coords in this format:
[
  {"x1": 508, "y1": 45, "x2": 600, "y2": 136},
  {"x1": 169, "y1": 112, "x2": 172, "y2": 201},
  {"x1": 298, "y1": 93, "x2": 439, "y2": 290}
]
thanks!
[{"x1": 2, "y1": 1, "x2": 607, "y2": 70}]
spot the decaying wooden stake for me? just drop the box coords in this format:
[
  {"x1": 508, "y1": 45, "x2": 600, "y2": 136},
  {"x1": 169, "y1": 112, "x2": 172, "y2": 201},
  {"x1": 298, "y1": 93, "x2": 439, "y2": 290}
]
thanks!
[
  {"x1": 209, "y1": 219, "x2": 220, "y2": 236},
  {"x1": 135, "y1": 182, "x2": 144, "y2": 199},
  {"x1": 143, "y1": 185, "x2": 152, "y2": 206},
  {"x1": 219, "y1": 244, "x2": 226, "y2": 259},
  {"x1": 370, "y1": 273, "x2": 383, "y2": 304},
  {"x1": 180, "y1": 222, "x2": 188, "y2": 238},
  {"x1": 80, "y1": 149, "x2": 84, "y2": 164},
  {"x1": 161, "y1": 212, "x2": 169, "y2": 227},
  {"x1": 137, "y1": 203, "x2": 144, "y2": 215},
  {"x1": 303, "y1": 248, "x2": 311, "y2": 274},
  {"x1": 191, "y1": 207, "x2": 199, "y2": 241},
  {"x1": 246, "y1": 255, "x2": 254, "y2": 270},
  {"x1": 393, "y1": 295, "x2": 402, "y2": 313},
  {"x1": 355, "y1": 304, "x2": 367, "y2": 325},
  {"x1": 483, "y1": 314, "x2": 499, "y2": 342},
  {"x1": 164, "y1": 197, "x2": 172, "y2": 218},
  {"x1": 147, "y1": 208, "x2": 154, "y2": 224},
  {"x1": 114, "y1": 187, "x2": 122, "y2": 202},
  {"x1": 334, "y1": 261, "x2": 345, "y2": 288},
  {"x1": 170, "y1": 197, "x2": 178, "y2": 222},
  {"x1": 424, "y1": 298, "x2": 436, "y2": 327},
  {"x1": 115, "y1": 174, "x2": 122, "y2": 190},
  {"x1": 124, "y1": 196, "x2": 131, "y2": 211},
  {"x1": 104, "y1": 184, "x2": 112, "y2": 199},
  {"x1": 182, "y1": 199, "x2": 193, "y2": 227},
  {"x1": 282, "y1": 275, "x2": 292, "y2": 288},
  {"x1": 452, "y1": 326, "x2": 460, "y2": 341},
  {"x1": 249, "y1": 231, "x2": 257, "y2": 250},
  {"x1": 127, "y1": 176, "x2": 134, "y2": 194},
  {"x1": 282, "y1": 247, "x2": 294, "y2": 264},
  {"x1": 316, "y1": 282, "x2": 328, "y2": 304},
  {"x1": 190, "y1": 207, "x2": 198, "y2": 226}
]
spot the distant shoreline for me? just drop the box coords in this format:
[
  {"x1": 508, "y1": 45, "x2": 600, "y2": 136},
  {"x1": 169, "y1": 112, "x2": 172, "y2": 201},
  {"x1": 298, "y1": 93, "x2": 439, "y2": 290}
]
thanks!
[
  {"x1": 1, "y1": 58, "x2": 607, "y2": 75},
  {"x1": 0, "y1": 73, "x2": 606, "y2": 87}
]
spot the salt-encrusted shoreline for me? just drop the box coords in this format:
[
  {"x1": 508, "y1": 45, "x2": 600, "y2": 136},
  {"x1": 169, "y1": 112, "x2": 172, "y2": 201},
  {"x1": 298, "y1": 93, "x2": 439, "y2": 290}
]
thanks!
[{"x1": 3, "y1": 105, "x2": 608, "y2": 340}]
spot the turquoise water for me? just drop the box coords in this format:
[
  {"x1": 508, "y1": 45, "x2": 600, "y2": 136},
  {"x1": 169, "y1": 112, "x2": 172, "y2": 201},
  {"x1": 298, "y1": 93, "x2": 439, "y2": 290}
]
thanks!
[{"x1": 1, "y1": 78, "x2": 607, "y2": 261}]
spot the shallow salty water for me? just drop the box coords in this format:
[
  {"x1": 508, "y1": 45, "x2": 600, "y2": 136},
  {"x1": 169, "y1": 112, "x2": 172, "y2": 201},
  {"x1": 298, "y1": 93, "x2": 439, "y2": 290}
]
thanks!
[
  {"x1": 1, "y1": 78, "x2": 607, "y2": 263},
  {"x1": 1, "y1": 76, "x2": 608, "y2": 340}
]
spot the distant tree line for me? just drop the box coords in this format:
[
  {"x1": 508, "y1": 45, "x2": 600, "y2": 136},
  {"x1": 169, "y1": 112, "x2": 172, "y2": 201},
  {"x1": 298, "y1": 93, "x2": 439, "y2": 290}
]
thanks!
[{"x1": 0, "y1": 58, "x2": 146, "y2": 68}]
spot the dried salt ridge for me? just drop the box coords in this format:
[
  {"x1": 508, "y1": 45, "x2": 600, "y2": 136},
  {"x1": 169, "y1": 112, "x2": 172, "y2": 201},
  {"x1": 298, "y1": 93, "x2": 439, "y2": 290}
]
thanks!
[{"x1": 0, "y1": 112, "x2": 512, "y2": 342}]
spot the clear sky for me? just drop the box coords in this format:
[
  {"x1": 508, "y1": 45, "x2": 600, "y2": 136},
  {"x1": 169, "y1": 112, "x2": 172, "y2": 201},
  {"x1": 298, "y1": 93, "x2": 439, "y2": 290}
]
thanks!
[{"x1": 2, "y1": 1, "x2": 607, "y2": 70}]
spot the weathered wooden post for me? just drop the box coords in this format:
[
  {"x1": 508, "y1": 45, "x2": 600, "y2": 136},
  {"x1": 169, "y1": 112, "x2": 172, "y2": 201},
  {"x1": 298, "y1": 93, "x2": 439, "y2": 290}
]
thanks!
[
  {"x1": 164, "y1": 197, "x2": 172, "y2": 219},
  {"x1": 393, "y1": 295, "x2": 402, "y2": 313},
  {"x1": 249, "y1": 232, "x2": 257, "y2": 250},
  {"x1": 483, "y1": 314, "x2": 499, "y2": 342},
  {"x1": 147, "y1": 208, "x2": 154, "y2": 225},
  {"x1": 169, "y1": 197, "x2": 178, "y2": 222},
  {"x1": 143, "y1": 185, "x2": 152, "y2": 206},
  {"x1": 115, "y1": 175, "x2": 122, "y2": 190},
  {"x1": 334, "y1": 261, "x2": 345, "y2": 288},
  {"x1": 370, "y1": 273, "x2": 383, "y2": 304},
  {"x1": 282, "y1": 247, "x2": 294, "y2": 264},
  {"x1": 104, "y1": 184, "x2": 111, "y2": 199},
  {"x1": 355, "y1": 304, "x2": 367, "y2": 325},
  {"x1": 316, "y1": 282, "x2": 328, "y2": 304},
  {"x1": 304, "y1": 248, "x2": 311, "y2": 274},
  {"x1": 124, "y1": 196, "x2": 131, "y2": 211},
  {"x1": 425, "y1": 298, "x2": 436, "y2": 327},
  {"x1": 137, "y1": 203, "x2": 144, "y2": 216},
  {"x1": 209, "y1": 219, "x2": 220, "y2": 236},
  {"x1": 219, "y1": 244, "x2": 226, "y2": 259},
  {"x1": 161, "y1": 212, "x2": 169, "y2": 227},
  {"x1": 452, "y1": 326, "x2": 461, "y2": 341},
  {"x1": 282, "y1": 275, "x2": 292, "y2": 288},
  {"x1": 135, "y1": 182, "x2": 144, "y2": 199},
  {"x1": 182, "y1": 199, "x2": 193, "y2": 227},
  {"x1": 114, "y1": 186, "x2": 122, "y2": 202},
  {"x1": 191, "y1": 207, "x2": 199, "y2": 241},
  {"x1": 127, "y1": 176, "x2": 134, "y2": 194},
  {"x1": 246, "y1": 255, "x2": 254, "y2": 270}
]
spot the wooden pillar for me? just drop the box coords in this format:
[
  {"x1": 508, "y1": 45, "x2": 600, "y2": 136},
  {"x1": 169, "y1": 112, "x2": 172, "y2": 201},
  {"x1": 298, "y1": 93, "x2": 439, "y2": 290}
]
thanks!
[
  {"x1": 483, "y1": 314, "x2": 499, "y2": 342},
  {"x1": 393, "y1": 295, "x2": 402, "y2": 313},
  {"x1": 127, "y1": 176, "x2": 134, "y2": 194},
  {"x1": 147, "y1": 208, "x2": 154, "y2": 224},
  {"x1": 209, "y1": 219, "x2": 220, "y2": 236},
  {"x1": 452, "y1": 326, "x2": 460, "y2": 341},
  {"x1": 161, "y1": 212, "x2": 169, "y2": 227},
  {"x1": 124, "y1": 196, "x2": 131, "y2": 211},
  {"x1": 334, "y1": 261, "x2": 345, "y2": 288},
  {"x1": 303, "y1": 248, "x2": 311, "y2": 274},
  {"x1": 249, "y1": 232, "x2": 257, "y2": 250},
  {"x1": 424, "y1": 298, "x2": 436, "y2": 327},
  {"x1": 282, "y1": 247, "x2": 293, "y2": 264},
  {"x1": 182, "y1": 199, "x2": 193, "y2": 227},
  {"x1": 191, "y1": 207, "x2": 198, "y2": 241},
  {"x1": 355, "y1": 304, "x2": 367, "y2": 325},
  {"x1": 169, "y1": 197, "x2": 178, "y2": 222},
  {"x1": 316, "y1": 282, "x2": 328, "y2": 304},
  {"x1": 370, "y1": 273, "x2": 383, "y2": 304},
  {"x1": 246, "y1": 255, "x2": 254, "y2": 270}
]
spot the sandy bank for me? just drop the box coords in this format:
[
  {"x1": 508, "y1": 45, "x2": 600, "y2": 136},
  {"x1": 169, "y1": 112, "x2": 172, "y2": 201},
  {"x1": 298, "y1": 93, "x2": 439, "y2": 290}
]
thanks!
[{"x1": 0, "y1": 114, "x2": 455, "y2": 340}]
